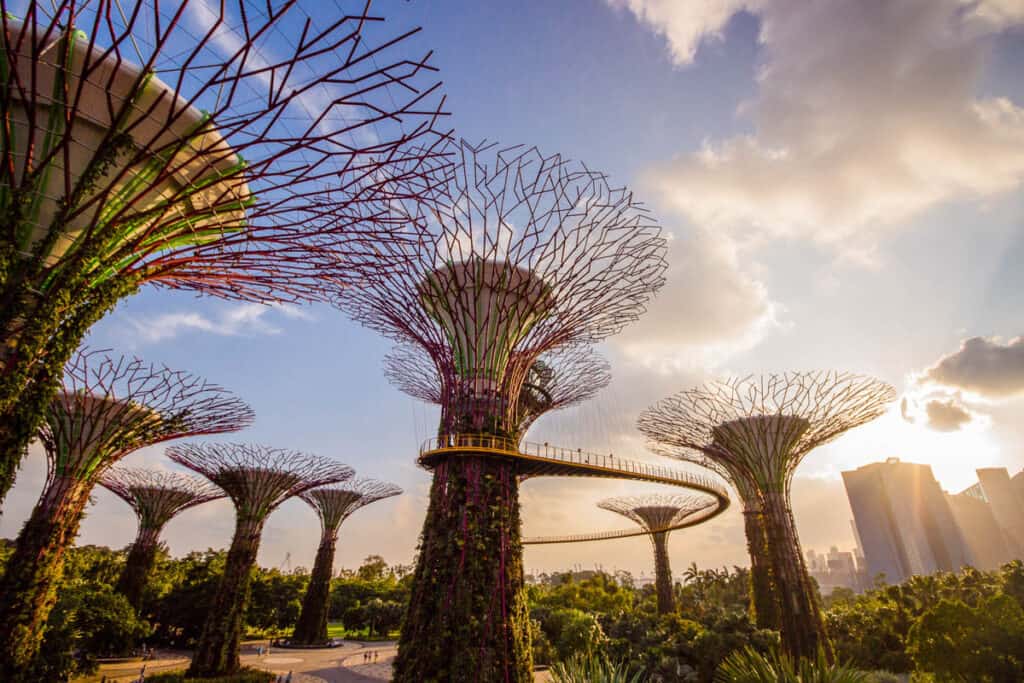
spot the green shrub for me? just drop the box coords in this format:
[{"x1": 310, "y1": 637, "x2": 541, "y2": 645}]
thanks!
[
  {"x1": 714, "y1": 647, "x2": 872, "y2": 683},
  {"x1": 549, "y1": 653, "x2": 644, "y2": 683}
]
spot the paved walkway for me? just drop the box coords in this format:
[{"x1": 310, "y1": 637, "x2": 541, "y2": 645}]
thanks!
[{"x1": 86, "y1": 641, "x2": 550, "y2": 682}]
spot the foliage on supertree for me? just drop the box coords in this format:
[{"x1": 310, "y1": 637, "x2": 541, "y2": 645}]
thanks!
[
  {"x1": 647, "y1": 440, "x2": 781, "y2": 630},
  {"x1": 167, "y1": 442, "x2": 353, "y2": 677},
  {"x1": 599, "y1": 494, "x2": 716, "y2": 615},
  {"x1": 335, "y1": 139, "x2": 667, "y2": 682},
  {"x1": 0, "y1": 350, "x2": 251, "y2": 678},
  {"x1": 290, "y1": 479, "x2": 402, "y2": 645},
  {"x1": 0, "y1": 0, "x2": 449, "y2": 509},
  {"x1": 638, "y1": 372, "x2": 896, "y2": 662},
  {"x1": 99, "y1": 465, "x2": 224, "y2": 610},
  {"x1": 383, "y1": 342, "x2": 612, "y2": 438}
]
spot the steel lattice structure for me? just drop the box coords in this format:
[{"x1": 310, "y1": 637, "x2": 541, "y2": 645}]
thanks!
[
  {"x1": 100, "y1": 465, "x2": 224, "y2": 609},
  {"x1": 637, "y1": 372, "x2": 896, "y2": 661},
  {"x1": 167, "y1": 442, "x2": 353, "y2": 676},
  {"x1": 0, "y1": 350, "x2": 251, "y2": 675},
  {"x1": 291, "y1": 479, "x2": 402, "y2": 645},
  {"x1": 337, "y1": 139, "x2": 666, "y2": 439},
  {"x1": 598, "y1": 494, "x2": 715, "y2": 614},
  {"x1": 0, "y1": 0, "x2": 448, "y2": 511},
  {"x1": 384, "y1": 343, "x2": 612, "y2": 437},
  {"x1": 300, "y1": 479, "x2": 403, "y2": 536},
  {"x1": 334, "y1": 138, "x2": 667, "y2": 682}
]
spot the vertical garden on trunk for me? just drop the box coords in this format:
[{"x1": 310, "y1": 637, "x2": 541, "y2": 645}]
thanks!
[{"x1": 290, "y1": 480, "x2": 402, "y2": 645}]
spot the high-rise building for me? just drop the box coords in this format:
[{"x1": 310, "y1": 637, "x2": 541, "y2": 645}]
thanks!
[
  {"x1": 975, "y1": 468, "x2": 1024, "y2": 554},
  {"x1": 843, "y1": 458, "x2": 972, "y2": 584},
  {"x1": 946, "y1": 489, "x2": 1014, "y2": 570}
]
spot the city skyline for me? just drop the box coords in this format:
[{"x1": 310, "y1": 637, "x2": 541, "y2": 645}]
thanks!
[{"x1": 2, "y1": 0, "x2": 1024, "y2": 578}]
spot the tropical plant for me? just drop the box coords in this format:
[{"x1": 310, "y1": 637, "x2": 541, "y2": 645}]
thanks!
[
  {"x1": 714, "y1": 647, "x2": 872, "y2": 683},
  {"x1": 549, "y1": 653, "x2": 644, "y2": 683}
]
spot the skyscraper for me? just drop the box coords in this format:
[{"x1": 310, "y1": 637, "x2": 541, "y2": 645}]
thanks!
[{"x1": 843, "y1": 458, "x2": 971, "y2": 584}]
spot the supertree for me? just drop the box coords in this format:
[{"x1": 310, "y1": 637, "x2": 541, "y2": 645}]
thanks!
[
  {"x1": 167, "y1": 442, "x2": 353, "y2": 677},
  {"x1": 647, "y1": 440, "x2": 781, "y2": 630},
  {"x1": 598, "y1": 494, "x2": 717, "y2": 615},
  {"x1": 0, "y1": 350, "x2": 252, "y2": 677},
  {"x1": 637, "y1": 372, "x2": 896, "y2": 661},
  {"x1": 290, "y1": 479, "x2": 402, "y2": 646},
  {"x1": 384, "y1": 343, "x2": 612, "y2": 438},
  {"x1": 335, "y1": 139, "x2": 667, "y2": 681},
  {"x1": 0, "y1": 0, "x2": 448, "y2": 508},
  {"x1": 99, "y1": 465, "x2": 224, "y2": 610}
]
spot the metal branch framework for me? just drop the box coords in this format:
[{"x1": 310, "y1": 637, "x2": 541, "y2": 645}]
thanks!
[
  {"x1": 598, "y1": 494, "x2": 715, "y2": 615},
  {"x1": 100, "y1": 465, "x2": 224, "y2": 609},
  {"x1": 1, "y1": 0, "x2": 448, "y2": 304},
  {"x1": 100, "y1": 465, "x2": 223, "y2": 534},
  {"x1": 291, "y1": 478, "x2": 402, "y2": 645},
  {"x1": 300, "y1": 479, "x2": 403, "y2": 538},
  {"x1": 598, "y1": 494, "x2": 718, "y2": 535},
  {"x1": 638, "y1": 372, "x2": 895, "y2": 490},
  {"x1": 337, "y1": 138, "x2": 666, "y2": 439},
  {"x1": 0, "y1": 0, "x2": 449, "y2": 510},
  {"x1": 167, "y1": 442, "x2": 353, "y2": 523},
  {"x1": 334, "y1": 138, "x2": 666, "y2": 682},
  {"x1": 40, "y1": 352, "x2": 254, "y2": 485},
  {"x1": 637, "y1": 371, "x2": 896, "y2": 661},
  {"x1": 0, "y1": 349, "x2": 250, "y2": 675},
  {"x1": 384, "y1": 342, "x2": 612, "y2": 437},
  {"x1": 167, "y1": 442, "x2": 353, "y2": 677}
]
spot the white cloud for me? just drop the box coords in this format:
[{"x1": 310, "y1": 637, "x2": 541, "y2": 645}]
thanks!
[
  {"x1": 120, "y1": 302, "x2": 311, "y2": 344},
  {"x1": 607, "y1": 0, "x2": 757, "y2": 65},
  {"x1": 613, "y1": 230, "x2": 779, "y2": 368},
  {"x1": 615, "y1": 0, "x2": 1024, "y2": 249}
]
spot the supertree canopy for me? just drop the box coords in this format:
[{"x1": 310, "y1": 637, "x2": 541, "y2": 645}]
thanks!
[
  {"x1": 637, "y1": 372, "x2": 896, "y2": 661},
  {"x1": 167, "y1": 442, "x2": 353, "y2": 677},
  {"x1": 599, "y1": 494, "x2": 716, "y2": 615},
  {"x1": 290, "y1": 479, "x2": 402, "y2": 646},
  {"x1": 99, "y1": 466, "x2": 224, "y2": 610},
  {"x1": 0, "y1": 350, "x2": 251, "y2": 677},
  {"x1": 336, "y1": 139, "x2": 667, "y2": 682},
  {"x1": 0, "y1": 0, "x2": 448, "y2": 509},
  {"x1": 384, "y1": 342, "x2": 612, "y2": 438}
]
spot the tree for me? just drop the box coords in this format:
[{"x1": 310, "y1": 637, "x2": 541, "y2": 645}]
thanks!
[
  {"x1": 0, "y1": 0, "x2": 447, "y2": 509},
  {"x1": 337, "y1": 140, "x2": 667, "y2": 682},
  {"x1": 908, "y1": 594, "x2": 1024, "y2": 682},
  {"x1": 168, "y1": 443, "x2": 352, "y2": 677},
  {"x1": 0, "y1": 351, "x2": 250, "y2": 678}
]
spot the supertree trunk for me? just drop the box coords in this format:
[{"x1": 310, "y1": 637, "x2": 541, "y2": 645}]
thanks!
[
  {"x1": 651, "y1": 531, "x2": 675, "y2": 615},
  {"x1": 0, "y1": 280, "x2": 134, "y2": 506},
  {"x1": 761, "y1": 490, "x2": 833, "y2": 661},
  {"x1": 743, "y1": 508, "x2": 781, "y2": 629},
  {"x1": 116, "y1": 526, "x2": 163, "y2": 612},
  {"x1": 0, "y1": 476, "x2": 92, "y2": 679},
  {"x1": 291, "y1": 533, "x2": 338, "y2": 645},
  {"x1": 188, "y1": 517, "x2": 264, "y2": 677},
  {"x1": 394, "y1": 455, "x2": 532, "y2": 682}
]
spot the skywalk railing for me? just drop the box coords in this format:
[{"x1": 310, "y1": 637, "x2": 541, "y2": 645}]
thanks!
[{"x1": 419, "y1": 433, "x2": 730, "y2": 499}]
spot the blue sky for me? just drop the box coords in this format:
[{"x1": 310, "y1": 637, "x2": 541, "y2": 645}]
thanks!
[{"x1": 3, "y1": 0, "x2": 1024, "y2": 579}]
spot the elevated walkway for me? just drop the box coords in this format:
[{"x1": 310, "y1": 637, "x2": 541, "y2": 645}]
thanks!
[{"x1": 418, "y1": 434, "x2": 730, "y2": 544}]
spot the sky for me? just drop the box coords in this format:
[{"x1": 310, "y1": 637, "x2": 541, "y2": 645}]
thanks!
[{"x1": 3, "y1": 0, "x2": 1024, "y2": 580}]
